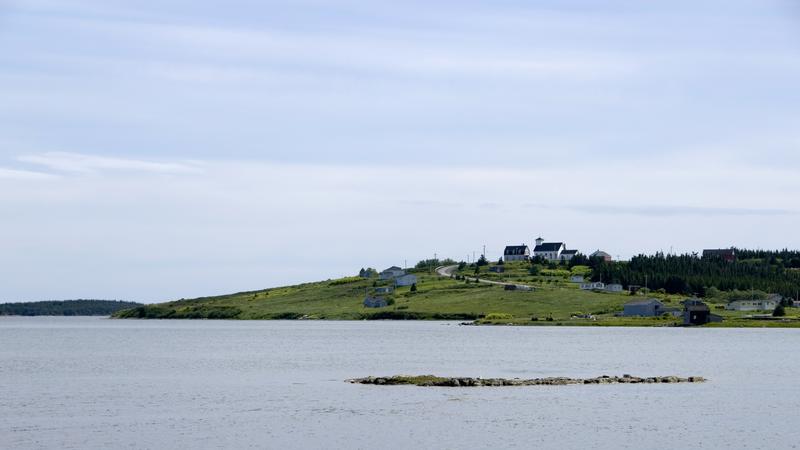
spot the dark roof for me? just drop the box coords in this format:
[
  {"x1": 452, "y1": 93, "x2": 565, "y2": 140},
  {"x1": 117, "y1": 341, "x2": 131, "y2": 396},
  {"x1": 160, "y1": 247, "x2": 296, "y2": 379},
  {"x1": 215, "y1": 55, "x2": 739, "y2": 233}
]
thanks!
[
  {"x1": 685, "y1": 304, "x2": 710, "y2": 312},
  {"x1": 591, "y1": 250, "x2": 611, "y2": 257},
  {"x1": 562, "y1": 250, "x2": 578, "y2": 255},
  {"x1": 382, "y1": 266, "x2": 402, "y2": 272},
  {"x1": 504, "y1": 245, "x2": 529, "y2": 255},
  {"x1": 534, "y1": 242, "x2": 564, "y2": 252}
]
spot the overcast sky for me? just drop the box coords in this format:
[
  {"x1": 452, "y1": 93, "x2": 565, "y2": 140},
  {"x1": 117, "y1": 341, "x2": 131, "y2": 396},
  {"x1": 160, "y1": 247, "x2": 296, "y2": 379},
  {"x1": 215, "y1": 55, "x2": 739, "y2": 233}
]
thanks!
[{"x1": 1, "y1": 0, "x2": 799, "y2": 302}]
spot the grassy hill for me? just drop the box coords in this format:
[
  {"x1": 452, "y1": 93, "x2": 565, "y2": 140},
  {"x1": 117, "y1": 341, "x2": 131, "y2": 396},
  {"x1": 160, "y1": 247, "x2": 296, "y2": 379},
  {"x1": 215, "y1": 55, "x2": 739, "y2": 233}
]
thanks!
[
  {"x1": 113, "y1": 261, "x2": 800, "y2": 327},
  {"x1": 112, "y1": 262, "x2": 663, "y2": 322}
]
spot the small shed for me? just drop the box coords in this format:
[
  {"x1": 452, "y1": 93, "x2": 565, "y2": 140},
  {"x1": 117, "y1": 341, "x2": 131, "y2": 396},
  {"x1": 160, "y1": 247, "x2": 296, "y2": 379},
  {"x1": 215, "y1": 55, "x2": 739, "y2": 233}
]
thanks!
[
  {"x1": 683, "y1": 299, "x2": 723, "y2": 325},
  {"x1": 569, "y1": 275, "x2": 585, "y2": 283},
  {"x1": 363, "y1": 296, "x2": 388, "y2": 308},
  {"x1": 605, "y1": 284, "x2": 624, "y2": 292}
]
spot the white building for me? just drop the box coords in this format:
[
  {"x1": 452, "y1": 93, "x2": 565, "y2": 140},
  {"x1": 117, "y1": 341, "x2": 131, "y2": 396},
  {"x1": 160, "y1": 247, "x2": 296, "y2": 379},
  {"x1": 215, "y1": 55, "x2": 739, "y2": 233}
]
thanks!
[
  {"x1": 570, "y1": 275, "x2": 585, "y2": 283},
  {"x1": 726, "y1": 298, "x2": 779, "y2": 312},
  {"x1": 580, "y1": 282, "x2": 605, "y2": 291},
  {"x1": 605, "y1": 284, "x2": 624, "y2": 292}
]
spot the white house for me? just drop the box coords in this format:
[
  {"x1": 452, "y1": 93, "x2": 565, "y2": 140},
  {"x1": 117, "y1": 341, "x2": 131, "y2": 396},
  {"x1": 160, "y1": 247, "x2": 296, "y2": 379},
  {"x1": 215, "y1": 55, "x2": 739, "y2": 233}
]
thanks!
[
  {"x1": 570, "y1": 275, "x2": 585, "y2": 283},
  {"x1": 580, "y1": 282, "x2": 605, "y2": 290},
  {"x1": 503, "y1": 245, "x2": 530, "y2": 262},
  {"x1": 605, "y1": 284, "x2": 624, "y2": 293},
  {"x1": 379, "y1": 266, "x2": 406, "y2": 280},
  {"x1": 533, "y1": 237, "x2": 566, "y2": 261},
  {"x1": 726, "y1": 298, "x2": 779, "y2": 312},
  {"x1": 395, "y1": 274, "x2": 417, "y2": 287}
]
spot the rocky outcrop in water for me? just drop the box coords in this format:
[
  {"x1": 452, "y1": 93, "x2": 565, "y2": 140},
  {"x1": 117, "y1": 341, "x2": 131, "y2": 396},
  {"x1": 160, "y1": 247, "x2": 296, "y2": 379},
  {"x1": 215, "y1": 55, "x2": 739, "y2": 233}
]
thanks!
[{"x1": 346, "y1": 374, "x2": 706, "y2": 387}]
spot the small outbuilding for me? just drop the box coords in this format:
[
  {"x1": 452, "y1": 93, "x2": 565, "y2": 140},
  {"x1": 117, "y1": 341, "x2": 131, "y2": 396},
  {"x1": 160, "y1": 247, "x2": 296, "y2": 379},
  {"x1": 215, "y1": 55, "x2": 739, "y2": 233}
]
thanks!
[
  {"x1": 374, "y1": 286, "x2": 394, "y2": 294},
  {"x1": 363, "y1": 296, "x2": 388, "y2": 308},
  {"x1": 605, "y1": 284, "x2": 624, "y2": 293},
  {"x1": 570, "y1": 275, "x2": 585, "y2": 283},
  {"x1": 683, "y1": 299, "x2": 723, "y2": 325}
]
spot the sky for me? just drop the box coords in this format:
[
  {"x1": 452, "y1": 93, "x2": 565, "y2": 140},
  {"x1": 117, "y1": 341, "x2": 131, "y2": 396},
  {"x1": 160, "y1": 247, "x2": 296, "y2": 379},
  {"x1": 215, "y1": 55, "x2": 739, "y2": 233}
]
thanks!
[{"x1": 1, "y1": 0, "x2": 799, "y2": 302}]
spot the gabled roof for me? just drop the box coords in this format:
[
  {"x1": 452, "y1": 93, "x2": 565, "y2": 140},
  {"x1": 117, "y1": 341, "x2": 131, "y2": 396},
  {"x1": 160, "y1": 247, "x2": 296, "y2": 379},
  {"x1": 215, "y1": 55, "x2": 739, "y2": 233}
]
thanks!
[
  {"x1": 562, "y1": 250, "x2": 578, "y2": 255},
  {"x1": 382, "y1": 266, "x2": 402, "y2": 272},
  {"x1": 534, "y1": 242, "x2": 564, "y2": 252},
  {"x1": 504, "y1": 245, "x2": 529, "y2": 255}
]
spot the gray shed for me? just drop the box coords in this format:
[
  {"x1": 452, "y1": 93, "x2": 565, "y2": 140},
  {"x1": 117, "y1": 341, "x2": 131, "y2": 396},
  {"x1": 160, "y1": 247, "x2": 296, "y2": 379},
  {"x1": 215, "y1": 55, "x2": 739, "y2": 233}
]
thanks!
[
  {"x1": 623, "y1": 299, "x2": 666, "y2": 317},
  {"x1": 363, "y1": 296, "x2": 388, "y2": 308}
]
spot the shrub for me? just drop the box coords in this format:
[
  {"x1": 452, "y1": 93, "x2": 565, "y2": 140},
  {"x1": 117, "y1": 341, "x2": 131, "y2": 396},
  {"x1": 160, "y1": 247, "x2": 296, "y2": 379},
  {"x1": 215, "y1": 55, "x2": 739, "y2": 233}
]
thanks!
[
  {"x1": 484, "y1": 313, "x2": 513, "y2": 320},
  {"x1": 773, "y1": 305, "x2": 786, "y2": 317}
]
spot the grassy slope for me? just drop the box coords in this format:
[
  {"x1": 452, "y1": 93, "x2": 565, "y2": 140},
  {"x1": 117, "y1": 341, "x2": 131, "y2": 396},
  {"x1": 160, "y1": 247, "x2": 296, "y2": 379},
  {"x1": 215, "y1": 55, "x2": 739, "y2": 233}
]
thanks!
[{"x1": 114, "y1": 262, "x2": 800, "y2": 326}]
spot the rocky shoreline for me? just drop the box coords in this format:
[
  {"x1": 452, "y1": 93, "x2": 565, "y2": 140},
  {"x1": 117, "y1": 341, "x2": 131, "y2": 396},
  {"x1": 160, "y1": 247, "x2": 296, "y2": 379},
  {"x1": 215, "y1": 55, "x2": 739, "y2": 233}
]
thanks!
[{"x1": 347, "y1": 374, "x2": 706, "y2": 387}]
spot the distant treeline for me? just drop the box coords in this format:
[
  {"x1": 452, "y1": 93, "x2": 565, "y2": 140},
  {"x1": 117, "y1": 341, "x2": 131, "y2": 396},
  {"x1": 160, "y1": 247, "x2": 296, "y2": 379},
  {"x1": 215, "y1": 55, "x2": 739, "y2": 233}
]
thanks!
[
  {"x1": 589, "y1": 249, "x2": 800, "y2": 298},
  {"x1": 0, "y1": 300, "x2": 143, "y2": 316}
]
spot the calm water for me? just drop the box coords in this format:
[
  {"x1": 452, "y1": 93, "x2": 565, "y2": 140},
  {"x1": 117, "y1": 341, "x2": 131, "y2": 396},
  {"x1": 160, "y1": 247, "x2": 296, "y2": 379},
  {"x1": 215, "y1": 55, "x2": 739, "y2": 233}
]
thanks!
[{"x1": 1, "y1": 317, "x2": 798, "y2": 449}]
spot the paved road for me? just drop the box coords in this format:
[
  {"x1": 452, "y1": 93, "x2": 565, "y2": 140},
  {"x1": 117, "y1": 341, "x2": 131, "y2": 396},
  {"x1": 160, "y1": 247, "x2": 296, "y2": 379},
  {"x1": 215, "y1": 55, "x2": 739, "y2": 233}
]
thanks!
[{"x1": 435, "y1": 265, "x2": 534, "y2": 290}]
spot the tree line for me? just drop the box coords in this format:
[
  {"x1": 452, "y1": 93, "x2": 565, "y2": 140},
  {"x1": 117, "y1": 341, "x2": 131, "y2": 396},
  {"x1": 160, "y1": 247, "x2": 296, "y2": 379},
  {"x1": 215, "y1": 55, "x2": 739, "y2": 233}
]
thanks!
[
  {"x1": 0, "y1": 300, "x2": 143, "y2": 316},
  {"x1": 588, "y1": 251, "x2": 800, "y2": 298}
]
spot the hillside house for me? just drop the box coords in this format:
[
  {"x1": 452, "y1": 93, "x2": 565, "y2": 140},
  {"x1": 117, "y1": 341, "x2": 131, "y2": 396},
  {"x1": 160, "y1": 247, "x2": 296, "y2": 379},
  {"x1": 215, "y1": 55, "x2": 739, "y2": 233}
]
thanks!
[
  {"x1": 726, "y1": 298, "x2": 779, "y2": 312},
  {"x1": 503, "y1": 245, "x2": 530, "y2": 262},
  {"x1": 590, "y1": 250, "x2": 612, "y2": 262},
  {"x1": 702, "y1": 248, "x2": 736, "y2": 262},
  {"x1": 394, "y1": 274, "x2": 417, "y2": 287},
  {"x1": 363, "y1": 296, "x2": 388, "y2": 308},
  {"x1": 379, "y1": 266, "x2": 406, "y2": 280},
  {"x1": 374, "y1": 286, "x2": 394, "y2": 294},
  {"x1": 623, "y1": 299, "x2": 666, "y2": 317},
  {"x1": 605, "y1": 284, "x2": 624, "y2": 293},
  {"x1": 570, "y1": 275, "x2": 585, "y2": 283},
  {"x1": 560, "y1": 250, "x2": 578, "y2": 261}
]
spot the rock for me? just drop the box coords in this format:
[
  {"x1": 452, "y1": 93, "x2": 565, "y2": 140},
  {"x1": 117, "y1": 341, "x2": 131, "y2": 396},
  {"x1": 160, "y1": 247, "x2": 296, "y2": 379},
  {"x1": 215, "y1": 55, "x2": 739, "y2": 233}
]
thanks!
[{"x1": 346, "y1": 374, "x2": 706, "y2": 387}]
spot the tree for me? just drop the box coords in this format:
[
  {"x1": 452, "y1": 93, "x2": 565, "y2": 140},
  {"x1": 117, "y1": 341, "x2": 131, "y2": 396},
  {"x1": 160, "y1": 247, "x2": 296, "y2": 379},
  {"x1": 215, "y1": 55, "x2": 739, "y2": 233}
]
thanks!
[
  {"x1": 477, "y1": 255, "x2": 489, "y2": 266},
  {"x1": 497, "y1": 257, "x2": 504, "y2": 265},
  {"x1": 773, "y1": 304, "x2": 786, "y2": 317},
  {"x1": 410, "y1": 283, "x2": 417, "y2": 293}
]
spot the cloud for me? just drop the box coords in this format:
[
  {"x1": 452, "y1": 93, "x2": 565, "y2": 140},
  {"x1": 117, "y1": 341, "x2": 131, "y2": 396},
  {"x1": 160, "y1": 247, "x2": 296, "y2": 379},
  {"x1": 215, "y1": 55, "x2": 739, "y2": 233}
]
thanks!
[
  {"x1": 0, "y1": 167, "x2": 58, "y2": 181},
  {"x1": 17, "y1": 152, "x2": 204, "y2": 174},
  {"x1": 526, "y1": 203, "x2": 798, "y2": 217}
]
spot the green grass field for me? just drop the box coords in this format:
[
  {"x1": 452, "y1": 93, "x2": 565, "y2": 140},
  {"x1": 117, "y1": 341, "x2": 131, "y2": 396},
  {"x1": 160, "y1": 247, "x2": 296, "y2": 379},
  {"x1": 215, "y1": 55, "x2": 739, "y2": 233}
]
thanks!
[{"x1": 114, "y1": 261, "x2": 800, "y2": 327}]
